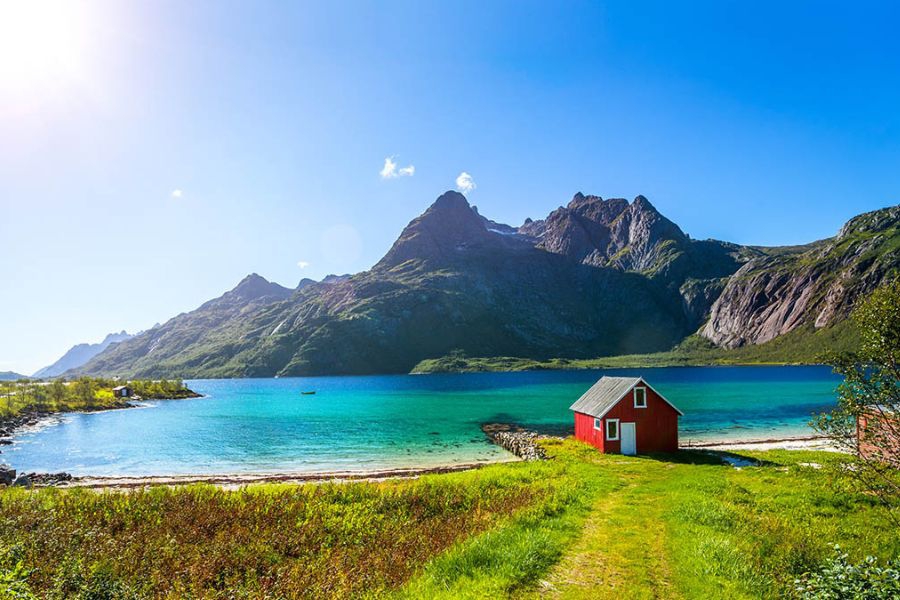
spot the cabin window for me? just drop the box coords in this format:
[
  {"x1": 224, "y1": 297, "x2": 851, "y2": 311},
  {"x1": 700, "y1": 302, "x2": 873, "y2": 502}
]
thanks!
[
  {"x1": 605, "y1": 419, "x2": 620, "y2": 441},
  {"x1": 594, "y1": 417, "x2": 601, "y2": 430},
  {"x1": 634, "y1": 387, "x2": 647, "y2": 408}
]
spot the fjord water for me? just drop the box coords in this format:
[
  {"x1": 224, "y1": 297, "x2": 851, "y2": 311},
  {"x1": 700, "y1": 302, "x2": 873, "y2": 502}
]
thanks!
[{"x1": 9, "y1": 366, "x2": 840, "y2": 476}]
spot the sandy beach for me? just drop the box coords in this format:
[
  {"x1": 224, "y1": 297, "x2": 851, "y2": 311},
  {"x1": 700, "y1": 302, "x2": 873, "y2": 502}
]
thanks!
[
  {"x1": 683, "y1": 435, "x2": 840, "y2": 452},
  {"x1": 30, "y1": 434, "x2": 845, "y2": 490}
]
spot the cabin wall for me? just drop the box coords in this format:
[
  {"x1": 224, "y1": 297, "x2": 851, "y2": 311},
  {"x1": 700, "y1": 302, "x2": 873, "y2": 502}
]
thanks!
[
  {"x1": 574, "y1": 411, "x2": 605, "y2": 452},
  {"x1": 857, "y1": 412, "x2": 900, "y2": 463},
  {"x1": 604, "y1": 385, "x2": 679, "y2": 453}
]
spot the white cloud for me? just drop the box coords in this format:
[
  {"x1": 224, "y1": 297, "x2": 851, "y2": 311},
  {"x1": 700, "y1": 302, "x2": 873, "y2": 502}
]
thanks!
[
  {"x1": 297, "y1": 260, "x2": 310, "y2": 269},
  {"x1": 455, "y1": 172, "x2": 476, "y2": 194},
  {"x1": 380, "y1": 156, "x2": 415, "y2": 179},
  {"x1": 171, "y1": 189, "x2": 183, "y2": 199}
]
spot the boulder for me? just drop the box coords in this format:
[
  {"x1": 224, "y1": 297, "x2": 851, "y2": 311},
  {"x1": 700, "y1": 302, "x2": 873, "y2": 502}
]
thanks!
[{"x1": 0, "y1": 465, "x2": 15, "y2": 486}]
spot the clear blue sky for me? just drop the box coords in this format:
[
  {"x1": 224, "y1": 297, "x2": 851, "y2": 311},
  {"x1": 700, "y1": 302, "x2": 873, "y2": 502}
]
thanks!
[{"x1": 2, "y1": 1, "x2": 899, "y2": 374}]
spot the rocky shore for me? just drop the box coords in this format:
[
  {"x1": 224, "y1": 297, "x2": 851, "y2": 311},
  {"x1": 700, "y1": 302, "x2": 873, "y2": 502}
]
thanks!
[
  {"x1": 0, "y1": 387, "x2": 202, "y2": 488},
  {"x1": 481, "y1": 423, "x2": 550, "y2": 461}
]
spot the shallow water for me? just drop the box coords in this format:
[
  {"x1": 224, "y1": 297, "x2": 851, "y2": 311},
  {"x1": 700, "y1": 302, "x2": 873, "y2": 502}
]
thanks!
[{"x1": 6, "y1": 366, "x2": 840, "y2": 476}]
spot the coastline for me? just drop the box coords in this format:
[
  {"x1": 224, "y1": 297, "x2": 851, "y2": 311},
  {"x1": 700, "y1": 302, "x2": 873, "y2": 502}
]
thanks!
[
  {"x1": 21, "y1": 434, "x2": 844, "y2": 490},
  {"x1": 47, "y1": 460, "x2": 520, "y2": 490},
  {"x1": 683, "y1": 434, "x2": 839, "y2": 452}
]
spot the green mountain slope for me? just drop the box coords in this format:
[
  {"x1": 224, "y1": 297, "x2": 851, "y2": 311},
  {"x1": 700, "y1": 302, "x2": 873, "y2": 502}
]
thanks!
[{"x1": 75, "y1": 193, "x2": 900, "y2": 378}]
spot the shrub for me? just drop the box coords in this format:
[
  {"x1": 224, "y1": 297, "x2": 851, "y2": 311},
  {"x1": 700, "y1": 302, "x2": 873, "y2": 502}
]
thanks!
[{"x1": 794, "y1": 546, "x2": 900, "y2": 599}]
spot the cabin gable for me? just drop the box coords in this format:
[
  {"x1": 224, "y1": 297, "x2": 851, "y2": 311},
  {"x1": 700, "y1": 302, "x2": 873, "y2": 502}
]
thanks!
[{"x1": 571, "y1": 377, "x2": 680, "y2": 454}]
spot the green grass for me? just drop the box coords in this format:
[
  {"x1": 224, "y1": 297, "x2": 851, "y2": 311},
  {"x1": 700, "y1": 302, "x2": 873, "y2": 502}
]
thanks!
[
  {"x1": 411, "y1": 323, "x2": 861, "y2": 373},
  {"x1": 1, "y1": 440, "x2": 897, "y2": 598}
]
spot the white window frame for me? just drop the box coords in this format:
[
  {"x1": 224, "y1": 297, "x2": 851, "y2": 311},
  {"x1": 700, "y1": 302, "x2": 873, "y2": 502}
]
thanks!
[
  {"x1": 593, "y1": 417, "x2": 602, "y2": 430},
  {"x1": 634, "y1": 386, "x2": 647, "y2": 409},
  {"x1": 605, "y1": 418, "x2": 620, "y2": 441}
]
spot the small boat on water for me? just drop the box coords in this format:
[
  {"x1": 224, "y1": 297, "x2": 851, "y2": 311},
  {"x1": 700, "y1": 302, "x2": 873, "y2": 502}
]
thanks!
[{"x1": 301, "y1": 391, "x2": 316, "y2": 395}]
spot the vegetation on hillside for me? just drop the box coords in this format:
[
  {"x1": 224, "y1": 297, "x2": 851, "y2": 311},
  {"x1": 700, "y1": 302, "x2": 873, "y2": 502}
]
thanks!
[
  {"x1": 0, "y1": 377, "x2": 197, "y2": 419},
  {"x1": 1, "y1": 440, "x2": 897, "y2": 598},
  {"x1": 411, "y1": 321, "x2": 860, "y2": 373}
]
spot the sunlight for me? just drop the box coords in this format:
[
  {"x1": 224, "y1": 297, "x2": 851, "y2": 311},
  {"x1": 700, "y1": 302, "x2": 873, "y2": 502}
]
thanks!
[{"x1": 0, "y1": 0, "x2": 90, "y2": 103}]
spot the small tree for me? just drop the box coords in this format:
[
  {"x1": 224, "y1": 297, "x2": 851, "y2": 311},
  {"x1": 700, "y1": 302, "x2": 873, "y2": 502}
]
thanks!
[
  {"x1": 814, "y1": 281, "x2": 900, "y2": 519},
  {"x1": 48, "y1": 380, "x2": 67, "y2": 408},
  {"x1": 74, "y1": 377, "x2": 95, "y2": 408}
]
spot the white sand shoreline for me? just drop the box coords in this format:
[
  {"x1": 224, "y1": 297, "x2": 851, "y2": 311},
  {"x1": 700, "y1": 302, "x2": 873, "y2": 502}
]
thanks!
[
  {"x1": 683, "y1": 435, "x2": 839, "y2": 452},
  {"x1": 54, "y1": 458, "x2": 521, "y2": 490},
  {"x1": 38, "y1": 435, "x2": 845, "y2": 490}
]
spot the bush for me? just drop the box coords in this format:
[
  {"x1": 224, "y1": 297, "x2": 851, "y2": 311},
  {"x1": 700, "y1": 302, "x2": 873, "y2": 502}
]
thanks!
[
  {"x1": 0, "y1": 545, "x2": 37, "y2": 600},
  {"x1": 794, "y1": 546, "x2": 900, "y2": 599}
]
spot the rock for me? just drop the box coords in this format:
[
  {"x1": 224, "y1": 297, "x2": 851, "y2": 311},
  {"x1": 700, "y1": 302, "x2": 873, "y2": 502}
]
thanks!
[
  {"x1": 26, "y1": 472, "x2": 73, "y2": 486},
  {"x1": 12, "y1": 474, "x2": 31, "y2": 488},
  {"x1": 0, "y1": 465, "x2": 15, "y2": 486},
  {"x1": 481, "y1": 423, "x2": 550, "y2": 461}
]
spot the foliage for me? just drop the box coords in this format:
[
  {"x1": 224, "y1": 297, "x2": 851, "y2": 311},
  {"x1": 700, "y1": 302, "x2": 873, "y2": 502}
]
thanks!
[
  {"x1": 0, "y1": 465, "x2": 548, "y2": 598},
  {"x1": 0, "y1": 545, "x2": 36, "y2": 600},
  {"x1": 412, "y1": 321, "x2": 861, "y2": 373},
  {"x1": 814, "y1": 280, "x2": 900, "y2": 520},
  {"x1": 1, "y1": 441, "x2": 897, "y2": 598},
  {"x1": 794, "y1": 546, "x2": 900, "y2": 600},
  {"x1": 0, "y1": 377, "x2": 197, "y2": 419}
]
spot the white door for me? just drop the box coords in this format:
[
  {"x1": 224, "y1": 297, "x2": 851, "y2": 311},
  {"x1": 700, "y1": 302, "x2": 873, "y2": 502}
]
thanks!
[{"x1": 620, "y1": 422, "x2": 636, "y2": 455}]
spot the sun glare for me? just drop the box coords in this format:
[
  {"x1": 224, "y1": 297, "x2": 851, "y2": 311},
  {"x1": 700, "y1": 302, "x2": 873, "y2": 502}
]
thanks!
[{"x1": 0, "y1": 0, "x2": 90, "y2": 106}]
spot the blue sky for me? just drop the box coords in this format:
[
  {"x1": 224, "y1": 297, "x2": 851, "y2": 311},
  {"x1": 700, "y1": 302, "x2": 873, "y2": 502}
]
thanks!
[{"x1": 2, "y1": 0, "x2": 899, "y2": 374}]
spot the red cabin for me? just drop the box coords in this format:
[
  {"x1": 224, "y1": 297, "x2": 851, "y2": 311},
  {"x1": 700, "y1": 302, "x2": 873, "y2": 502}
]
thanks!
[{"x1": 570, "y1": 376, "x2": 682, "y2": 455}]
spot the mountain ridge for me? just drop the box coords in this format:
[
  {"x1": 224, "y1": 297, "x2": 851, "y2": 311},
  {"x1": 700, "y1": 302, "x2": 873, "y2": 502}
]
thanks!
[
  {"x1": 32, "y1": 331, "x2": 134, "y2": 378},
  {"x1": 73, "y1": 192, "x2": 900, "y2": 378}
]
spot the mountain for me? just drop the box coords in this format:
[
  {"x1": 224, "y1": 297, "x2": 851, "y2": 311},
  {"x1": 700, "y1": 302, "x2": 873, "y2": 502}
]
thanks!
[
  {"x1": 0, "y1": 371, "x2": 27, "y2": 381},
  {"x1": 32, "y1": 331, "x2": 134, "y2": 378},
  {"x1": 73, "y1": 192, "x2": 900, "y2": 378},
  {"x1": 71, "y1": 274, "x2": 293, "y2": 377},
  {"x1": 701, "y1": 205, "x2": 900, "y2": 348}
]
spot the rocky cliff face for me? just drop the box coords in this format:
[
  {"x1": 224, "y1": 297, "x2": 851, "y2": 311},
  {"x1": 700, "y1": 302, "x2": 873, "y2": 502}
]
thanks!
[
  {"x1": 701, "y1": 206, "x2": 900, "y2": 348},
  {"x1": 74, "y1": 193, "x2": 900, "y2": 378}
]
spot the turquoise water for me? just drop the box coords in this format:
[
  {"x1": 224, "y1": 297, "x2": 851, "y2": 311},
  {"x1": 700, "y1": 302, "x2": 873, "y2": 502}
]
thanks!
[{"x1": 7, "y1": 366, "x2": 840, "y2": 476}]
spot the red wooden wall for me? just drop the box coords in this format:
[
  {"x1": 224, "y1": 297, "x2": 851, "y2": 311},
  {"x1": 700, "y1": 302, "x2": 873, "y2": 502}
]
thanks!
[{"x1": 573, "y1": 384, "x2": 679, "y2": 454}]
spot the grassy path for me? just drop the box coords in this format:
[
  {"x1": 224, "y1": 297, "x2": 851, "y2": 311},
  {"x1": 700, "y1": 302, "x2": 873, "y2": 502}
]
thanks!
[
  {"x1": 535, "y1": 461, "x2": 679, "y2": 600},
  {"x1": 2, "y1": 440, "x2": 897, "y2": 598}
]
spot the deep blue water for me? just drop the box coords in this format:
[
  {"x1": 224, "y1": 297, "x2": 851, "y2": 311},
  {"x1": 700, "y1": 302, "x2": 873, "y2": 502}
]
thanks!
[{"x1": 6, "y1": 366, "x2": 840, "y2": 476}]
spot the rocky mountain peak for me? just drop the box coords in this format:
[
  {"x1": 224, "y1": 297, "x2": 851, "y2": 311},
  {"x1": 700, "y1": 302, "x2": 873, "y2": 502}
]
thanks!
[
  {"x1": 375, "y1": 191, "x2": 499, "y2": 269},
  {"x1": 837, "y1": 205, "x2": 900, "y2": 240},
  {"x1": 632, "y1": 194, "x2": 656, "y2": 212},
  {"x1": 227, "y1": 274, "x2": 292, "y2": 302}
]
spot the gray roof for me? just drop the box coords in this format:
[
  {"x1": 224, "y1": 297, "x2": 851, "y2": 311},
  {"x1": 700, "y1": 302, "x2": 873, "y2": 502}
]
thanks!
[{"x1": 569, "y1": 376, "x2": 683, "y2": 418}]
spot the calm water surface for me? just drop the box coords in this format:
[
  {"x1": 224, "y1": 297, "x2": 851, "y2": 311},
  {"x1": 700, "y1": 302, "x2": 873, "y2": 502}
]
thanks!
[{"x1": 7, "y1": 366, "x2": 840, "y2": 476}]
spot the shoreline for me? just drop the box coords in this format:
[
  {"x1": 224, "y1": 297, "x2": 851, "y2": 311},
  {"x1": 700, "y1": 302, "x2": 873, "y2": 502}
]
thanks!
[
  {"x1": 25, "y1": 434, "x2": 843, "y2": 490},
  {"x1": 684, "y1": 434, "x2": 839, "y2": 452},
  {"x1": 48, "y1": 460, "x2": 520, "y2": 490}
]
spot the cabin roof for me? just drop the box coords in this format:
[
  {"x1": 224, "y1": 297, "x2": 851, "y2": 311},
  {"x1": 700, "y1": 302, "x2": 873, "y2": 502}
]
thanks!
[
  {"x1": 112, "y1": 385, "x2": 130, "y2": 391},
  {"x1": 569, "y1": 376, "x2": 683, "y2": 418}
]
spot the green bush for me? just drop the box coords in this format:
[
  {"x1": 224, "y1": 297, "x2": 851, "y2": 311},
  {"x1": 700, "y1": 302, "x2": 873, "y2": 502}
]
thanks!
[
  {"x1": 794, "y1": 546, "x2": 900, "y2": 599},
  {"x1": 0, "y1": 545, "x2": 36, "y2": 600}
]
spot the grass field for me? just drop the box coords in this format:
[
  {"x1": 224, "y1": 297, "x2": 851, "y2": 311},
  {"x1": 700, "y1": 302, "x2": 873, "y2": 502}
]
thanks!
[{"x1": 1, "y1": 439, "x2": 897, "y2": 599}]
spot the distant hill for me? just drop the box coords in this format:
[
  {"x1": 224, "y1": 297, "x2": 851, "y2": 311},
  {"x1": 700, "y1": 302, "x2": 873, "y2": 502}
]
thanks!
[
  {"x1": 0, "y1": 371, "x2": 27, "y2": 381},
  {"x1": 32, "y1": 331, "x2": 134, "y2": 378},
  {"x1": 73, "y1": 191, "x2": 900, "y2": 378}
]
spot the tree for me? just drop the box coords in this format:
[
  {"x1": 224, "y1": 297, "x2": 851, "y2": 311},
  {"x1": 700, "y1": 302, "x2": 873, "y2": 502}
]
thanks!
[
  {"x1": 814, "y1": 281, "x2": 900, "y2": 520},
  {"x1": 48, "y1": 380, "x2": 67, "y2": 407},
  {"x1": 74, "y1": 377, "x2": 95, "y2": 407}
]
